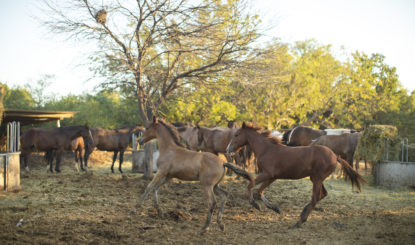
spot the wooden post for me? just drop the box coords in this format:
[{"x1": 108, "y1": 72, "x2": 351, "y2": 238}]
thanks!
[{"x1": 143, "y1": 141, "x2": 154, "y2": 180}]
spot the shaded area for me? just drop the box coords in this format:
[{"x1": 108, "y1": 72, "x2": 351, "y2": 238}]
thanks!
[{"x1": 0, "y1": 153, "x2": 414, "y2": 244}]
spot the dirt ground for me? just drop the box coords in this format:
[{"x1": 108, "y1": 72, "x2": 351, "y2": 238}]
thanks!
[{"x1": 0, "y1": 151, "x2": 414, "y2": 245}]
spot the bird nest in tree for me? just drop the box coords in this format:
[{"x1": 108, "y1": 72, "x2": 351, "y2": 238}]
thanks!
[
  {"x1": 95, "y1": 9, "x2": 107, "y2": 25},
  {"x1": 355, "y1": 125, "x2": 401, "y2": 165}
]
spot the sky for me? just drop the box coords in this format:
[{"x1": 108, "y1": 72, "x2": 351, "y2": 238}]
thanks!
[{"x1": 1, "y1": 0, "x2": 414, "y2": 97}]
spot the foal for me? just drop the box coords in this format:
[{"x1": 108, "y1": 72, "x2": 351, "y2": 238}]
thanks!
[
  {"x1": 136, "y1": 117, "x2": 254, "y2": 233},
  {"x1": 227, "y1": 122, "x2": 366, "y2": 228}
]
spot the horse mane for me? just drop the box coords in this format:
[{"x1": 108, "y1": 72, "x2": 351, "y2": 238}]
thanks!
[
  {"x1": 157, "y1": 119, "x2": 186, "y2": 148},
  {"x1": 243, "y1": 122, "x2": 282, "y2": 145}
]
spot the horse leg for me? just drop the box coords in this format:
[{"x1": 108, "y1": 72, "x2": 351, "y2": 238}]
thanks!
[
  {"x1": 48, "y1": 150, "x2": 54, "y2": 173},
  {"x1": 111, "y1": 151, "x2": 118, "y2": 173},
  {"x1": 84, "y1": 148, "x2": 92, "y2": 168},
  {"x1": 320, "y1": 183, "x2": 328, "y2": 201},
  {"x1": 118, "y1": 150, "x2": 124, "y2": 173},
  {"x1": 258, "y1": 179, "x2": 280, "y2": 213},
  {"x1": 201, "y1": 185, "x2": 216, "y2": 234},
  {"x1": 137, "y1": 171, "x2": 167, "y2": 207},
  {"x1": 293, "y1": 180, "x2": 322, "y2": 228},
  {"x1": 21, "y1": 152, "x2": 30, "y2": 171},
  {"x1": 79, "y1": 148, "x2": 85, "y2": 171},
  {"x1": 248, "y1": 172, "x2": 269, "y2": 210},
  {"x1": 152, "y1": 176, "x2": 169, "y2": 215},
  {"x1": 55, "y1": 151, "x2": 63, "y2": 173},
  {"x1": 214, "y1": 185, "x2": 228, "y2": 231}
]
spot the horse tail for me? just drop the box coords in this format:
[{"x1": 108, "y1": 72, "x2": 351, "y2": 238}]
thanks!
[
  {"x1": 336, "y1": 156, "x2": 366, "y2": 192},
  {"x1": 224, "y1": 163, "x2": 255, "y2": 186}
]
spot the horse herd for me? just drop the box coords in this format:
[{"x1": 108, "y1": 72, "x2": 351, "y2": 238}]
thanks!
[{"x1": 19, "y1": 119, "x2": 366, "y2": 233}]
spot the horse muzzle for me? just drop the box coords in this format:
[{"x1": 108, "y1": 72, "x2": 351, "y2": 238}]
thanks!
[{"x1": 226, "y1": 144, "x2": 234, "y2": 154}]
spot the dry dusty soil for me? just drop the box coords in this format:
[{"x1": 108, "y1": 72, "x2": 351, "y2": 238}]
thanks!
[{"x1": 0, "y1": 151, "x2": 414, "y2": 244}]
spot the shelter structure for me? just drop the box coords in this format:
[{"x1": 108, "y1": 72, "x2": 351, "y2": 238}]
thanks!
[
  {"x1": 2, "y1": 109, "x2": 77, "y2": 127},
  {"x1": 1, "y1": 109, "x2": 76, "y2": 191}
]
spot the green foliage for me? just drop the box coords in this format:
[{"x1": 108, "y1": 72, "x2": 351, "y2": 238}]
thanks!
[
  {"x1": 355, "y1": 125, "x2": 401, "y2": 164},
  {"x1": 2, "y1": 84, "x2": 35, "y2": 109}
]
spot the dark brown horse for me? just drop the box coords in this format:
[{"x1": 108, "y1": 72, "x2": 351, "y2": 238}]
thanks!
[
  {"x1": 310, "y1": 132, "x2": 362, "y2": 167},
  {"x1": 84, "y1": 126, "x2": 144, "y2": 173},
  {"x1": 20, "y1": 125, "x2": 93, "y2": 173},
  {"x1": 282, "y1": 126, "x2": 326, "y2": 146},
  {"x1": 226, "y1": 122, "x2": 366, "y2": 228},
  {"x1": 44, "y1": 136, "x2": 86, "y2": 171},
  {"x1": 136, "y1": 117, "x2": 254, "y2": 233}
]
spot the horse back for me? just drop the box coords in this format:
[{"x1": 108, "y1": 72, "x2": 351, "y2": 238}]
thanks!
[
  {"x1": 20, "y1": 128, "x2": 67, "y2": 151},
  {"x1": 157, "y1": 147, "x2": 223, "y2": 182},
  {"x1": 258, "y1": 144, "x2": 336, "y2": 179}
]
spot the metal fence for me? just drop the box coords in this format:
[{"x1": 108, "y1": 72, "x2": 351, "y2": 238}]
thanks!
[
  {"x1": 6, "y1": 121, "x2": 20, "y2": 152},
  {"x1": 383, "y1": 137, "x2": 415, "y2": 162}
]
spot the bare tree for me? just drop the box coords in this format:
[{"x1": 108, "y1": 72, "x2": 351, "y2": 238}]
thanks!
[{"x1": 40, "y1": 0, "x2": 260, "y2": 125}]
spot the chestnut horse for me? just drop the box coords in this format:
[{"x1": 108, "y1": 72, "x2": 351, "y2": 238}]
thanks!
[
  {"x1": 84, "y1": 126, "x2": 144, "y2": 173},
  {"x1": 136, "y1": 117, "x2": 254, "y2": 233},
  {"x1": 282, "y1": 126, "x2": 326, "y2": 146},
  {"x1": 44, "y1": 137, "x2": 86, "y2": 171},
  {"x1": 226, "y1": 122, "x2": 366, "y2": 228},
  {"x1": 20, "y1": 125, "x2": 94, "y2": 173}
]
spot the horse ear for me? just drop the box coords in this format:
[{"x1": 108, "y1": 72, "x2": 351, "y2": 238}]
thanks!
[
  {"x1": 196, "y1": 125, "x2": 200, "y2": 129},
  {"x1": 242, "y1": 122, "x2": 246, "y2": 128}
]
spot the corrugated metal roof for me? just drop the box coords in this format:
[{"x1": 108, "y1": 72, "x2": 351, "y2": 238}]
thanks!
[{"x1": 2, "y1": 109, "x2": 77, "y2": 126}]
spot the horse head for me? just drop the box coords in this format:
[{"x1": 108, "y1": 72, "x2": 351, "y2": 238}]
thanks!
[
  {"x1": 226, "y1": 122, "x2": 249, "y2": 154},
  {"x1": 139, "y1": 117, "x2": 158, "y2": 145}
]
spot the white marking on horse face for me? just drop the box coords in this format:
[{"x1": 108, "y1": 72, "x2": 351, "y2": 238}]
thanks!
[
  {"x1": 226, "y1": 139, "x2": 233, "y2": 153},
  {"x1": 88, "y1": 130, "x2": 95, "y2": 146},
  {"x1": 288, "y1": 126, "x2": 298, "y2": 144}
]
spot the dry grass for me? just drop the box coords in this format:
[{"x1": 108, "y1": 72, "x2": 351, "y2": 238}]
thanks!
[{"x1": 0, "y1": 152, "x2": 414, "y2": 244}]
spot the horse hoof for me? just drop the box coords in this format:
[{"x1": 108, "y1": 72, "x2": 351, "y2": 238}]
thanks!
[
  {"x1": 200, "y1": 227, "x2": 209, "y2": 235},
  {"x1": 119, "y1": 169, "x2": 123, "y2": 173},
  {"x1": 272, "y1": 206, "x2": 281, "y2": 214},
  {"x1": 290, "y1": 222, "x2": 302, "y2": 229},
  {"x1": 218, "y1": 223, "x2": 225, "y2": 231},
  {"x1": 250, "y1": 201, "x2": 260, "y2": 211}
]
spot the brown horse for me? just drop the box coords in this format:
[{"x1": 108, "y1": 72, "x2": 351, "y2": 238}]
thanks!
[
  {"x1": 136, "y1": 117, "x2": 254, "y2": 233},
  {"x1": 310, "y1": 132, "x2": 362, "y2": 167},
  {"x1": 20, "y1": 125, "x2": 94, "y2": 173},
  {"x1": 196, "y1": 125, "x2": 244, "y2": 172},
  {"x1": 177, "y1": 126, "x2": 200, "y2": 151},
  {"x1": 282, "y1": 126, "x2": 326, "y2": 146},
  {"x1": 84, "y1": 126, "x2": 144, "y2": 173},
  {"x1": 226, "y1": 122, "x2": 366, "y2": 228},
  {"x1": 44, "y1": 137, "x2": 86, "y2": 171}
]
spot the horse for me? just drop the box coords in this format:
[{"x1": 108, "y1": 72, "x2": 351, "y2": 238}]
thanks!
[
  {"x1": 44, "y1": 137, "x2": 86, "y2": 171},
  {"x1": 136, "y1": 117, "x2": 255, "y2": 233},
  {"x1": 282, "y1": 126, "x2": 326, "y2": 146},
  {"x1": 226, "y1": 122, "x2": 366, "y2": 228},
  {"x1": 177, "y1": 126, "x2": 200, "y2": 151},
  {"x1": 227, "y1": 120, "x2": 256, "y2": 172},
  {"x1": 20, "y1": 125, "x2": 94, "y2": 173},
  {"x1": 310, "y1": 132, "x2": 362, "y2": 167},
  {"x1": 196, "y1": 125, "x2": 245, "y2": 175},
  {"x1": 84, "y1": 126, "x2": 144, "y2": 173}
]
